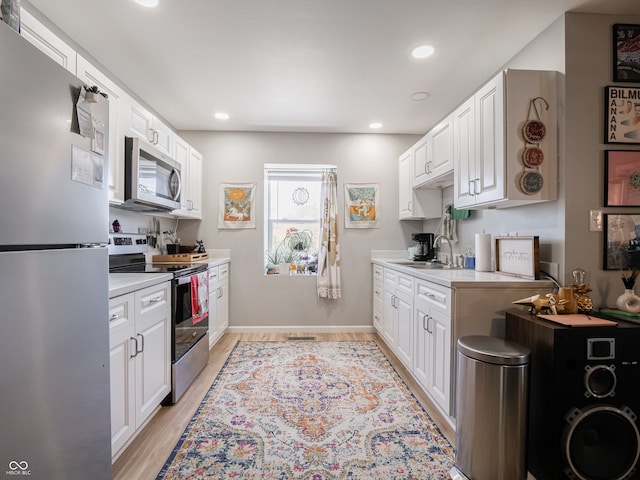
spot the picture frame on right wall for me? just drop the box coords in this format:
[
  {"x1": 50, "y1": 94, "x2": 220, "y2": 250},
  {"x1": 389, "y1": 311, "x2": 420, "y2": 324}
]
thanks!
[
  {"x1": 605, "y1": 150, "x2": 640, "y2": 207},
  {"x1": 604, "y1": 86, "x2": 640, "y2": 144},
  {"x1": 613, "y1": 24, "x2": 640, "y2": 83}
]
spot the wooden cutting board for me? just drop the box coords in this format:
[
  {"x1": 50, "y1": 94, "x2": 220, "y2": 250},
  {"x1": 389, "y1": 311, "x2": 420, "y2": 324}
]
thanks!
[
  {"x1": 537, "y1": 314, "x2": 617, "y2": 327},
  {"x1": 152, "y1": 253, "x2": 209, "y2": 262}
]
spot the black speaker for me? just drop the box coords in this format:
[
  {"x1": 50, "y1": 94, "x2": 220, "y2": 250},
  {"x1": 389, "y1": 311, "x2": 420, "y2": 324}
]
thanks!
[{"x1": 506, "y1": 311, "x2": 640, "y2": 480}]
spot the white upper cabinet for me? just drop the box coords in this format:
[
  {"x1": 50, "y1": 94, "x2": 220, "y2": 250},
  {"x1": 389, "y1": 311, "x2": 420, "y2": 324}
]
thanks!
[
  {"x1": 19, "y1": 8, "x2": 76, "y2": 73},
  {"x1": 399, "y1": 148, "x2": 443, "y2": 220},
  {"x1": 413, "y1": 114, "x2": 454, "y2": 188},
  {"x1": 453, "y1": 69, "x2": 557, "y2": 209},
  {"x1": 172, "y1": 137, "x2": 203, "y2": 219},
  {"x1": 76, "y1": 55, "x2": 125, "y2": 204},
  {"x1": 124, "y1": 98, "x2": 174, "y2": 157}
]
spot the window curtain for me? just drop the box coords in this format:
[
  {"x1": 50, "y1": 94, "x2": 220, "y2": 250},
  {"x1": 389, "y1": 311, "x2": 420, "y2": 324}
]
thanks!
[{"x1": 317, "y1": 169, "x2": 341, "y2": 299}]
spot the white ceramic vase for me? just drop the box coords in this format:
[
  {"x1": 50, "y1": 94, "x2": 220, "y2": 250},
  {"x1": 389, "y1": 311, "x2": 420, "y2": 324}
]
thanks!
[{"x1": 616, "y1": 289, "x2": 640, "y2": 313}]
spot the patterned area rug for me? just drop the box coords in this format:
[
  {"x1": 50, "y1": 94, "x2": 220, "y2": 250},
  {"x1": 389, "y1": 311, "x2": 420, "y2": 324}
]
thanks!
[{"x1": 157, "y1": 340, "x2": 454, "y2": 479}]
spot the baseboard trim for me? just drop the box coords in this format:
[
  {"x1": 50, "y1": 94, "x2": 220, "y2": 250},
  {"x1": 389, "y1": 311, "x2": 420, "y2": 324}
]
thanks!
[{"x1": 225, "y1": 325, "x2": 376, "y2": 334}]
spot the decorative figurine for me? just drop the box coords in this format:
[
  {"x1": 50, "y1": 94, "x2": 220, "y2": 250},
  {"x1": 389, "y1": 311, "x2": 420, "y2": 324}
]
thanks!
[{"x1": 571, "y1": 268, "x2": 593, "y2": 313}]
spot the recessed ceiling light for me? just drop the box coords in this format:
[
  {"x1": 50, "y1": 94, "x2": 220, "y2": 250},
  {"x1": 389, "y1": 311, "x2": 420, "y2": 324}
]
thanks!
[
  {"x1": 369, "y1": 122, "x2": 383, "y2": 129},
  {"x1": 410, "y1": 91, "x2": 431, "y2": 101},
  {"x1": 411, "y1": 44, "x2": 434, "y2": 59},
  {"x1": 214, "y1": 112, "x2": 230, "y2": 120},
  {"x1": 134, "y1": 0, "x2": 158, "y2": 7}
]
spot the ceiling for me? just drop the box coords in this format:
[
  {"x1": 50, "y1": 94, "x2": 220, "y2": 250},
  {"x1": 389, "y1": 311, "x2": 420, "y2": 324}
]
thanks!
[{"x1": 26, "y1": 0, "x2": 640, "y2": 135}]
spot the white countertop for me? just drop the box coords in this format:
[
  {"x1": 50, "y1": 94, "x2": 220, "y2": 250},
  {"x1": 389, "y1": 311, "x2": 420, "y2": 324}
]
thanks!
[
  {"x1": 109, "y1": 254, "x2": 230, "y2": 298},
  {"x1": 372, "y1": 254, "x2": 554, "y2": 289},
  {"x1": 109, "y1": 272, "x2": 173, "y2": 298}
]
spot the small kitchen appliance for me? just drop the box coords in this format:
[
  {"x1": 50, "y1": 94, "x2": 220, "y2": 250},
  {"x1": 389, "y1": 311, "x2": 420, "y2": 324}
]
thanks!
[
  {"x1": 411, "y1": 233, "x2": 435, "y2": 261},
  {"x1": 109, "y1": 233, "x2": 210, "y2": 404}
]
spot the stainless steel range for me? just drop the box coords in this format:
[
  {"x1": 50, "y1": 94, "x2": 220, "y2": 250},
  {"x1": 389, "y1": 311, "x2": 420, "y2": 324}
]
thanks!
[{"x1": 109, "y1": 233, "x2": 209, "y2": 404}]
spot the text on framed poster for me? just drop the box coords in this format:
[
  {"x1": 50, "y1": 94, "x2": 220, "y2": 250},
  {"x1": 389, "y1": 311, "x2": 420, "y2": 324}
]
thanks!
[{"x1": 605, "y1": 86, "x2": 640, "y2": 144}]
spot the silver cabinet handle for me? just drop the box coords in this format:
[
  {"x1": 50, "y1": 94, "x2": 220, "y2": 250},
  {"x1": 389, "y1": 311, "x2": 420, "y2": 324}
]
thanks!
[
  {"x1": 137, "y1": 333, "x2": 144, "y2": 354},
  {"x1": 422, "y1": 314, "x2": 428, "y2": 331},
  {"x1": 474, "y1": 178, "x2": 480, "y2": 194},
  {"x1": 217, "y1": 287, "x2": 223, "y2": 299},
  {"x1": 110, "y1": 313, "x2": 120, "y2": 321},
  {"x1": 468, "y1": 180, "x2": 475, "y2": 196},
  {"x1": 149, "y1": 296, "x2": 163, "y2": 303},
  {"x1": 427, "y1": 315, "x2": 433, "y2": 334},
  {"x1": 130, "y1": 337, "x2": 138, "y2": 358}
]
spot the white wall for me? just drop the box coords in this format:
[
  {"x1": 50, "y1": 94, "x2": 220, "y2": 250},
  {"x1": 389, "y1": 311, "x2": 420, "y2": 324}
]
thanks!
[
  {"x1": 178, "y1": 131, "x2": 421, "y2": 328},
  {"x1": 564, "y1": 13, "x2": 640, "y2": 307},
  {"x1": 424, "y1": 12, "x2": 640, "y2": 309}
]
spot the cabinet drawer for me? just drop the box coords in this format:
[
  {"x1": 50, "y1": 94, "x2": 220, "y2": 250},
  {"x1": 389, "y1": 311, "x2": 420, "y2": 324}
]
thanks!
[
  {"x1": 135, "y1": 282, "x2": 170, "y2": 318},
  {"x1": 208, "y1": 266, "x2": 219, "y2": 283},
  {"x1": 218, "y1": 263, "x2": 229, "y2": 282},
  {"x1": 416, "y1": 279, "x2": 450, "y2": 311},
  {"x1": 373, "y1": 264, "x2": 383, "y2": 282},
  {"x1": 109, "y1": 293, "x2": 134, "y2": 334}
]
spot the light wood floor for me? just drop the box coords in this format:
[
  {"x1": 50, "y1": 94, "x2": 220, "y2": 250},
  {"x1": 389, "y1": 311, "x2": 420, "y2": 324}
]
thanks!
[{"x1": 112, "y1": 332, "x2": 456, "y2": 480}]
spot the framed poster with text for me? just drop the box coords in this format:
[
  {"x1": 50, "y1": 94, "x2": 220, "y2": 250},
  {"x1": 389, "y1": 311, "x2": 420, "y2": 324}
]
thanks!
[{"x1": 605, "y1": 86, "x2": 640, "y2": 144}]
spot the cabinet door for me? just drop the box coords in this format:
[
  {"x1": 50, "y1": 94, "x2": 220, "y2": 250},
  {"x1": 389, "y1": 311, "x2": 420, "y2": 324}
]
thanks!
[
  {"x1": 398, "y1": 149, "x2": 414, "y2": 218},
  {"x1": 126, "y1": 99, "x2": 154, "y2": 143},
  {"x1": 109, "y1": 324, "x2": 135, "y2": 456},
  {"x1": 151, "y1": 118, "x2": 174, "y2": 157},
  {"x1": 412, "y1": 134, "x2": 430, "y2": 187},
  {"x1": 382, "y1": 287, "x2": 397, "y2": 347},
  {"x1": 187, "y1": 147, "x2": 203, "y2": 218},
  {"x1": 413, "y1": 300, "x2": 430, "y2": 389},
  {"x1": 77, "y1": 54, "x2": 125, "y2": 204},
  {"x1": 395, "y1": 291, "x2": 413, "y2": 369},
  {"x1": 134, "y1": 283, "x2": 171, "y2": 427},
  {"x1": 19, "y1": 8, "x2": 77, "y2": 73},
  {"x1": 373, "y1": 279, "x2": 383, "y2": 331},
  {"x1": 426, "y1": 308, "x2": 451, "y2": 415},
  {"x1": 134, "y1": 311, "x2": 170, "y2": 427},
  {"x1": 208, "y1": 266, "x2": 220, "y2": 348},
  {"x1": 474, "y1": 72, "x2": 505, "y2": 205},
  {"x1": 430, "y1": 115, "x2": 454, "y2": 180},
  {"x1": 453, "y1": 97, "x2": 475, "y2": 208},
  {"x1": 216, "y1": 281, "x2": 229, "y2": 332}
]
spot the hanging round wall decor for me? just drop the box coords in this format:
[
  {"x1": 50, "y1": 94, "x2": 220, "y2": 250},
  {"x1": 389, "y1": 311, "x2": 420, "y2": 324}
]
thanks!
[
  {"x1": 522, "y1": 146, "x2": 545, "y2": 167},
  {"x1": 520, "y1": 170, "x2": 544, "y2": 195}
]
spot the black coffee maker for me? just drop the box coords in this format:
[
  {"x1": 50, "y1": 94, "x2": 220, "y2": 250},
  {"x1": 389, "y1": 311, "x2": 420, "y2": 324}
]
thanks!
[{"x1": 411, "y1": 233, "x2": 435, "y2": 261}]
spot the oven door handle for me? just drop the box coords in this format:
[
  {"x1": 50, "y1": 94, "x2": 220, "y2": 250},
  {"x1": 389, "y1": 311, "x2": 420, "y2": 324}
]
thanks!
[{"x1": 177, "y1": 275, "x2": 192, "y2": 285}]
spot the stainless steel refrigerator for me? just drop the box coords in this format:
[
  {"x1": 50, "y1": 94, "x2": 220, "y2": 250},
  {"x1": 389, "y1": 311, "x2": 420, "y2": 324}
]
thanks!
[{"x1": 0, "y1": 22, "x2": 112, "y2": 479}]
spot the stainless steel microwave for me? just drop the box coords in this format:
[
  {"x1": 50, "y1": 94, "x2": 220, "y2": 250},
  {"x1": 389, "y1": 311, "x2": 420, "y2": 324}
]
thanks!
[{"x1": 123, "y1": 136, "x2": 181, "y2": 212}]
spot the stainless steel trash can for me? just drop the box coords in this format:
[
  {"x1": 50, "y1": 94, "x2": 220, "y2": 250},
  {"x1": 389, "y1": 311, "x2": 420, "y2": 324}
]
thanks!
[{"x1": 450, "y1": 335, "x2": 531, "y2": 480}]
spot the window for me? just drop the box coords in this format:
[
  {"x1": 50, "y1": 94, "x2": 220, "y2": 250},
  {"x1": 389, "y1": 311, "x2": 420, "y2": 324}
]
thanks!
[{"x1": 264, "y1": 164, "x2": 335, "y2": 275}]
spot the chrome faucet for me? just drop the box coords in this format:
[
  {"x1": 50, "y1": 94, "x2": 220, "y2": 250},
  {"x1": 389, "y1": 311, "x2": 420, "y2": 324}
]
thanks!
[{"x1": 433, "y1": 235, "x2": 453, "y2": 266}]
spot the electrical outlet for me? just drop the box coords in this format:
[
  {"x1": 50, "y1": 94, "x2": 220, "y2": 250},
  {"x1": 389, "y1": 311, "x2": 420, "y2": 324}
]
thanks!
[{"x1": 589, "y1": 210, "x2": 603, "y2": 232}]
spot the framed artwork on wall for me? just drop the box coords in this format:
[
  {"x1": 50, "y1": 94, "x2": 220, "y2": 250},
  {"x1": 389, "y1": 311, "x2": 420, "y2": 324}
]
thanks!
[
  {"x1": 603, "y1": 213, "x2": 640, "y2": 270},
  {"x1": 344, "y1": 183, "x2": 379, "y2": 228},
  {"x1": 605, "y1": 150, "x2": 640, "y2": 206},
  {"x1": 604, "y1": 86, "x2": 640, "y2": 144},
  {"x1": 613, "y1": 24, "x2": 640, "y2": 83},
  {"x1": 218, "y1": 183, "x2": 256, "y2": 229}
]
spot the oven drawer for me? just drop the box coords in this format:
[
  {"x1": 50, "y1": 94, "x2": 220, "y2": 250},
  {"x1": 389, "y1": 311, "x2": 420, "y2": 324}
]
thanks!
[{"x1": 136, "y1": 282, "x2": 170, "y2": 319}]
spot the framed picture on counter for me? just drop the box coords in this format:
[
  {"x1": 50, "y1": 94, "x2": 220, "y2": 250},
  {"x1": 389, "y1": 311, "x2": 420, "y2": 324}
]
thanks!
[
  {"x1": 494, "y1": 236, "x2": 539, "y2": 280},
  {"x1": 613, "y1": 24, "x2": 640, "y2": 83},
  {"x1": 605, "y1": 150, "x2": 640, "y2": 206},
  {"x1": 604, "y1": 86, "x2": 640, "y2": 144},
  {"x1": 603, "y1": 213, "x2": 640, "y2": 270}
]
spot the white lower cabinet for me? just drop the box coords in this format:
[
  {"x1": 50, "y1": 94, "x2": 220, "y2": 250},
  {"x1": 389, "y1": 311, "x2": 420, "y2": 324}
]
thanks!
[
  {"x1": 383, "y1": 268, "x2": 414, "y2": 369},
  {"x1": 109, "y1": 281, "x2": 171, "y2": 461},
  {"x1": 372, "y1": 264, "x2": 384, "y2": 331},
  {"x1": 373, "y1": 262, "x2": 552, "y2": 428},
  {"x1": 414, "y1": 279, "x2": 452, "y2": 416},
  {"x1": 208, "y1": 263, "x2": 229, "y2": 348}
]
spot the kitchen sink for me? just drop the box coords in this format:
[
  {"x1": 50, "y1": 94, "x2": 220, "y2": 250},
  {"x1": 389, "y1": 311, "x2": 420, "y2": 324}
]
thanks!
[{"x1": 389, "y1": 260, "x2": 445, "y2": 269}]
